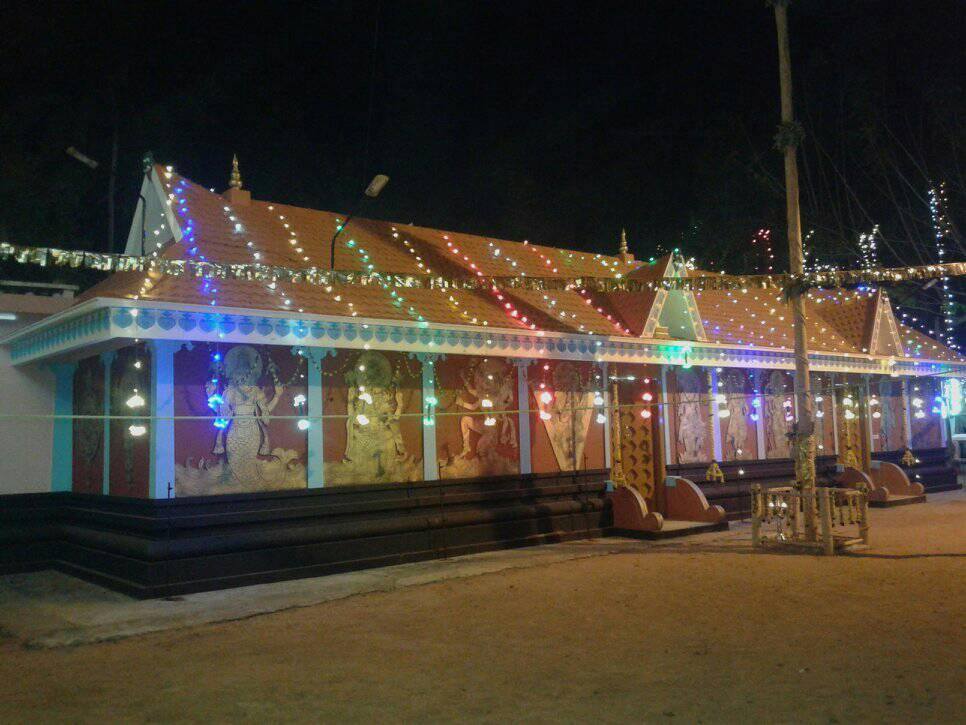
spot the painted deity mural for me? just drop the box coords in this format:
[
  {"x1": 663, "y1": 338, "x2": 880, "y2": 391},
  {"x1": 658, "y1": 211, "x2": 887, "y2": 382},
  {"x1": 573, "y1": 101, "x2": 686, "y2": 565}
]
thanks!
[
  {"x1": 763, "y1": 370, "x2": 794, "y2": 459},
  {"x1": 437, "y1": 356, "x2": 519, "y2": 479},
  {"x1": 529, "y1": 360, "x2": 605, "y2": 472},
  {"x1": 871, "y1": 379, "x2": 906, "y2": 452},
  {"x1": 323, "y1": 350, "x2": 422, "y2": 485},
  {"x1": 910, "y1": 377, "x2": 943, "y2": 449},
  {"x1": 718, "y1": 369, "x2": 758, "y2": 460},
  {"x1": 667, "y1": 367, "x2": 711, "y2": 464},
  {"x1": 175, "y1": 343, "x2": 307, "y2": 495}
]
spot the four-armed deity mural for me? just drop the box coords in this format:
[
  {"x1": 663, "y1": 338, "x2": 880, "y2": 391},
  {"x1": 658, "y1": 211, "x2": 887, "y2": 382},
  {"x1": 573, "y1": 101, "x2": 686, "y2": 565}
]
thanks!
[
  {"x1": 324, "y1": 350, "x2": 421, "y2": 485},
  {"x1": 175, "y1": 344, "x2": 307, "y2": 495}
]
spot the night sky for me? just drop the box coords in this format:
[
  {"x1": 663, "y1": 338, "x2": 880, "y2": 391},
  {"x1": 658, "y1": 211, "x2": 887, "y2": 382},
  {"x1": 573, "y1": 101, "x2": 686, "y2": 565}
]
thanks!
[{"x1": 1, "y1": 1, "x2": 964, "y2": 279}]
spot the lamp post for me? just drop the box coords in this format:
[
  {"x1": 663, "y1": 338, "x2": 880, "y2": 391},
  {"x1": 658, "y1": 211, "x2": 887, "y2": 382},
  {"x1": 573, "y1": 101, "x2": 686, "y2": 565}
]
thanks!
[
  {"x1": 772, "y1": 0, "x2": 817, "y2": 540},
  {"x1": 328, "y1": 174, "x2": 390, "y2": 271}
]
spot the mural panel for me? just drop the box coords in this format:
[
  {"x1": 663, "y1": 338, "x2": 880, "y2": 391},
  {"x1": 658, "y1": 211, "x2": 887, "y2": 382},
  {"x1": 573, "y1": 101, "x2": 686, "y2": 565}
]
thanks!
[
  {"x1": 72, "y1": 355, "x2": 104, "y2": 494},
  {"x1": 666, "y1": 367, "x2": 711, "y2": 464},
  {"x1": 870, "y1": 377, "x2": 906, "y2": 452},
  {"x1": 174, "y1": 343, "x2": 307, "y2": 495},
  {"x1": 910, "y1": 377, "x2": 943, "y2": 449},
  {"x1": 109, "y1": 344, "x2": 150, "y2": 497},
  {"x1": 811, "y1": 374, "x2": 837, "y2": 456},
  {"x1": 435, "y1": 356, "x2": 519, "y2": 479},
  {"x1": 529, "y1": 360, "x2": 605, "y2": 472},
  {"x1": 762, "y1": 369, "x2": 794, "y2": 459},
  {"x1": 322, "y1": 349, "x2": 422, "y2": 485},
  {"x1": 717, "y1": 368, "x2": 758, "y2": 461}
]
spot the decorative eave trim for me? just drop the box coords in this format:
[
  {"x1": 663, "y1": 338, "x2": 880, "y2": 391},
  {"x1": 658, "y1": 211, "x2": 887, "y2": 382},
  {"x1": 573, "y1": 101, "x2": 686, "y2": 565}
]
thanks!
[{"x1": 4, "y1": 297, "x2": 963, "y2": 377}]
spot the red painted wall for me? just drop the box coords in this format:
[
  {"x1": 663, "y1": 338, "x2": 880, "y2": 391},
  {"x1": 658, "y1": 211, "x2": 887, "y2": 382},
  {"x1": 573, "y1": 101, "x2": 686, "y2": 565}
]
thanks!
[
  {"x1": 109, "y1": 344, "x2": 151, "y2": 497},
  {"x1": 72, "y1": 355, "x2": 103, "y2": 494}
]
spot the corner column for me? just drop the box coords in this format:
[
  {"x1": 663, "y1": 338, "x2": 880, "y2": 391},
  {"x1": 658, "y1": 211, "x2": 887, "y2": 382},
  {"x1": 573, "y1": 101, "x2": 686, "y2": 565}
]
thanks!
[
  {"x1": 660, "y1": 365, "x2": 673, "y2": 466},
  {"x1": 709, "y1": 367, "x2": 723, "y2": 461},
  {"x1": 50, "y1": 363, "x2": 75, "y2": 492},
  {"x1": 514, "y1": 359, "x2": 532, "y2": 475},
  {"x1": 149, "y1": 340, "x2": 178, "y2": 499},
  {"x1": 100, "y1": 351, "x2": 116, "y2": 495},
  {"x1": 599, "y1": 361, "x2": 611, "y2": 468}
]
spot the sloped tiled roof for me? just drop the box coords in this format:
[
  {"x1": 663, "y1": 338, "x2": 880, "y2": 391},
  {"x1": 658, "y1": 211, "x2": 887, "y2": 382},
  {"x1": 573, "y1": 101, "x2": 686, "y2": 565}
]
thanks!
[{"x1": 79, "y1": 164, "x2": 962, "y2": 362}]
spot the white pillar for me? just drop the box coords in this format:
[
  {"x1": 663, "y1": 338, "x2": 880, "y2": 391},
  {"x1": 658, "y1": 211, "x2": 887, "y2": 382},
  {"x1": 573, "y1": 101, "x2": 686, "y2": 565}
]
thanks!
[
  {"x1": 50, "y1": 363, "x2": 75, "y2": 493},
  {"x1": 829, "y1": 373, "x2": 840, "y2": 455},
  {"x1": 753, "y1": 370, "x2": 766, "y2": 459},
  {"x1": 100, "y1": 351, "x2": 116, "y2": 495},
  {"x1": 418, "y1": 353, "x2": 440, "y2": 481},
  {"x1": 305, "y1": 347, "x2": 329, "y2": 488},
  {"x1": 660, "y1": 366, "x2": 673, "y2": 466},
  {"x1": 149, "y1": 340, "x2": 178, "y2": 499},
  {"x1": 599, "y1": 361, "x2": 611, "y2": 468},
  {"x1": 515, "y1": 359, "x2": 532, "y2": 475},
  {"x1": 864, "y1": 375, "x2": 876, "y2": 454},
  {"x1": 709, "y1": 367, "x2": 723, "y2": 461},
  {"x1": 901, "y1": 377, "x2": 913, "y2": 447}
]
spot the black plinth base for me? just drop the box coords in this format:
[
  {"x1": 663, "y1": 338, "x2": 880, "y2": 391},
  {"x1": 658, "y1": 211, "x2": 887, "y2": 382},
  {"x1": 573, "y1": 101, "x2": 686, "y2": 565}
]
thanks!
[{"x1": 0, "y1": 471, "x2": 611, "y2": 598}]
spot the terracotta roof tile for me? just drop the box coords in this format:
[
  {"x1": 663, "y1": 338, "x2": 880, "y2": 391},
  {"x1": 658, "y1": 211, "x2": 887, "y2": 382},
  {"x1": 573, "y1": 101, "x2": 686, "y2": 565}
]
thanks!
[{"x1": 76, "y1": 167, "x2": 961, "y2": 362}]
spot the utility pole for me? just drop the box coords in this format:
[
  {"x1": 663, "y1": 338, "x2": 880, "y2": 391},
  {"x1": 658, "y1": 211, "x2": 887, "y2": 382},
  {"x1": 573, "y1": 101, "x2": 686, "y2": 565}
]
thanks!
[{"x1": 772, "y1": 0, "x2": 817, "y2": 540}]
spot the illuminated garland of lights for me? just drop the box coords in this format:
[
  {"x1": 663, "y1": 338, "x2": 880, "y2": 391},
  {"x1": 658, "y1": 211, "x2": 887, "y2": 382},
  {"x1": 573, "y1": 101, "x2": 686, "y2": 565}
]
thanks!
[
  {"x1": 3, "y1": 240, "x2": 963, "y2": 296},
  {"x1": 928, "y1": 183, "x2": 956, "y2": 350},
  {"x1": 858, "y1": 224, "x2": 880, "y2": 275},
  {"x1": 444, "y1": 237, "x2": 539, "y2": 331},
  {"x1": 751, "y1": 228, "x2": 774, "y2": 274},
  {"x1": 398, "y1": 233, "x2": 490, "y2": 327},
  {"x1": 343, "y1": 222, "x2": 428, "y2": 326}
]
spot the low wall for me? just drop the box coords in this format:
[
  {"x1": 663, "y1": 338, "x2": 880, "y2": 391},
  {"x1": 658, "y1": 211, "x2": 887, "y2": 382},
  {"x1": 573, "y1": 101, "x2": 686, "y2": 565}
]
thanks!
[{"x1": 0, "y1": 470, "x2": 611, "y2": 598}]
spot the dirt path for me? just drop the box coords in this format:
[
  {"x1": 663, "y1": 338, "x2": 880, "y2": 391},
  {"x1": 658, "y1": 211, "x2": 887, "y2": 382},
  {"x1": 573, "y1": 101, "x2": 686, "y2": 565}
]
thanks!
[{"x1": 2, "y1": 494, "x2": 964, "y2": 723}]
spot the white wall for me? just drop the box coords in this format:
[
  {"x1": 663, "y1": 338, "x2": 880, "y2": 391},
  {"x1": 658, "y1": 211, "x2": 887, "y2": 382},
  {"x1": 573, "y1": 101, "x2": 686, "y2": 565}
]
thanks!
[{"x1": 0, "y1": 313, "x2": 57, "y2": 494}]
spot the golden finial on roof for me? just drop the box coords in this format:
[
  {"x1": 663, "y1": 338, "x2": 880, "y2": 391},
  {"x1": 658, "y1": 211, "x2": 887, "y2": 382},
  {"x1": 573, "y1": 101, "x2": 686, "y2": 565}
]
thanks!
[
  {"x1": 618, "y1": 228, "x2": 633, "y2": 262},
  {"x1": 229, "y1": 154, "x2": 243, "y2": 189},
  {"x1": 705, "y1": 460, "x2": 725, "y2": 483}
]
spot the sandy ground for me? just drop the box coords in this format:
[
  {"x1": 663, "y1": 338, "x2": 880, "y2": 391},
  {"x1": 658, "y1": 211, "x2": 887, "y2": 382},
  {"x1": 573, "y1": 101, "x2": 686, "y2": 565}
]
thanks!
[{"x1": 1, "y1": 493, "x2": 964, "y2": 724}]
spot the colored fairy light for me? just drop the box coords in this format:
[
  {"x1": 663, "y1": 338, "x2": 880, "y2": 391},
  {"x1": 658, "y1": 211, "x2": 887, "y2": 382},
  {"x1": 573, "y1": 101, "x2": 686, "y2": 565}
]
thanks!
[
  {"x1": 292, "y1": 394, "x2": 307, "y2": 407},
  {"x1": 356, "y1": 414, "x2": 370, "y2": 426},
  {"x1": 297, "y1": 418, "x2": 311, "y2": 431},
  {"x1": 596, "y1": 413, "x2": 607, "y2": 424},
  {"x1": 481, "y1": 398, "x2": 493, "y2": 408},
  {"x1": 213, "y1": 418, "x2": 229, "y2": 429},
  {"x1": 484, "y1": 416, "x2": 496, "y2": 427},
  {"x1": 640, "y1": 409, "x2": 651, "y2": 419},
  {"x1": 425, "y1": 396, "x2": 438, "y2": 406},
  {"x1": 593, "y1": 393, "x2": 605, "y2": 406},
  {"x1": 539, "y1": 410, "x2": 552, "y2": 421},
  {"x1": 750, "y1": 413, "x2": 760, "y2": 422},
  {"x1": 422, "y1": 416, "x2": 435, "y2": 426},
  {"x1": 128, "y1": 424, "x2": 147, "y2": 437},
  {"x1": 540, "y1": 391, "x2": 553, "y2": 404},
  {"x1": 718, "y1": 409, "x2": 731, "y2": 418}
]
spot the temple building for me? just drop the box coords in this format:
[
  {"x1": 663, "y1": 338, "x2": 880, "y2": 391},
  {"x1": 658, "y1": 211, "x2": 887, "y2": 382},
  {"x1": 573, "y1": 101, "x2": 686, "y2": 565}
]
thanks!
[{"x1": 1, "y1": 161, "x2": 963, "y2": 596}]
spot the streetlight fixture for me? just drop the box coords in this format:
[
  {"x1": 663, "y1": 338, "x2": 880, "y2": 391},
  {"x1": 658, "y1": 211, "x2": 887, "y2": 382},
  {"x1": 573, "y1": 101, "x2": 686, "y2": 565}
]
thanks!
[{"x1": 329, "y1": 174, "x2": 389, "y2": 270}]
